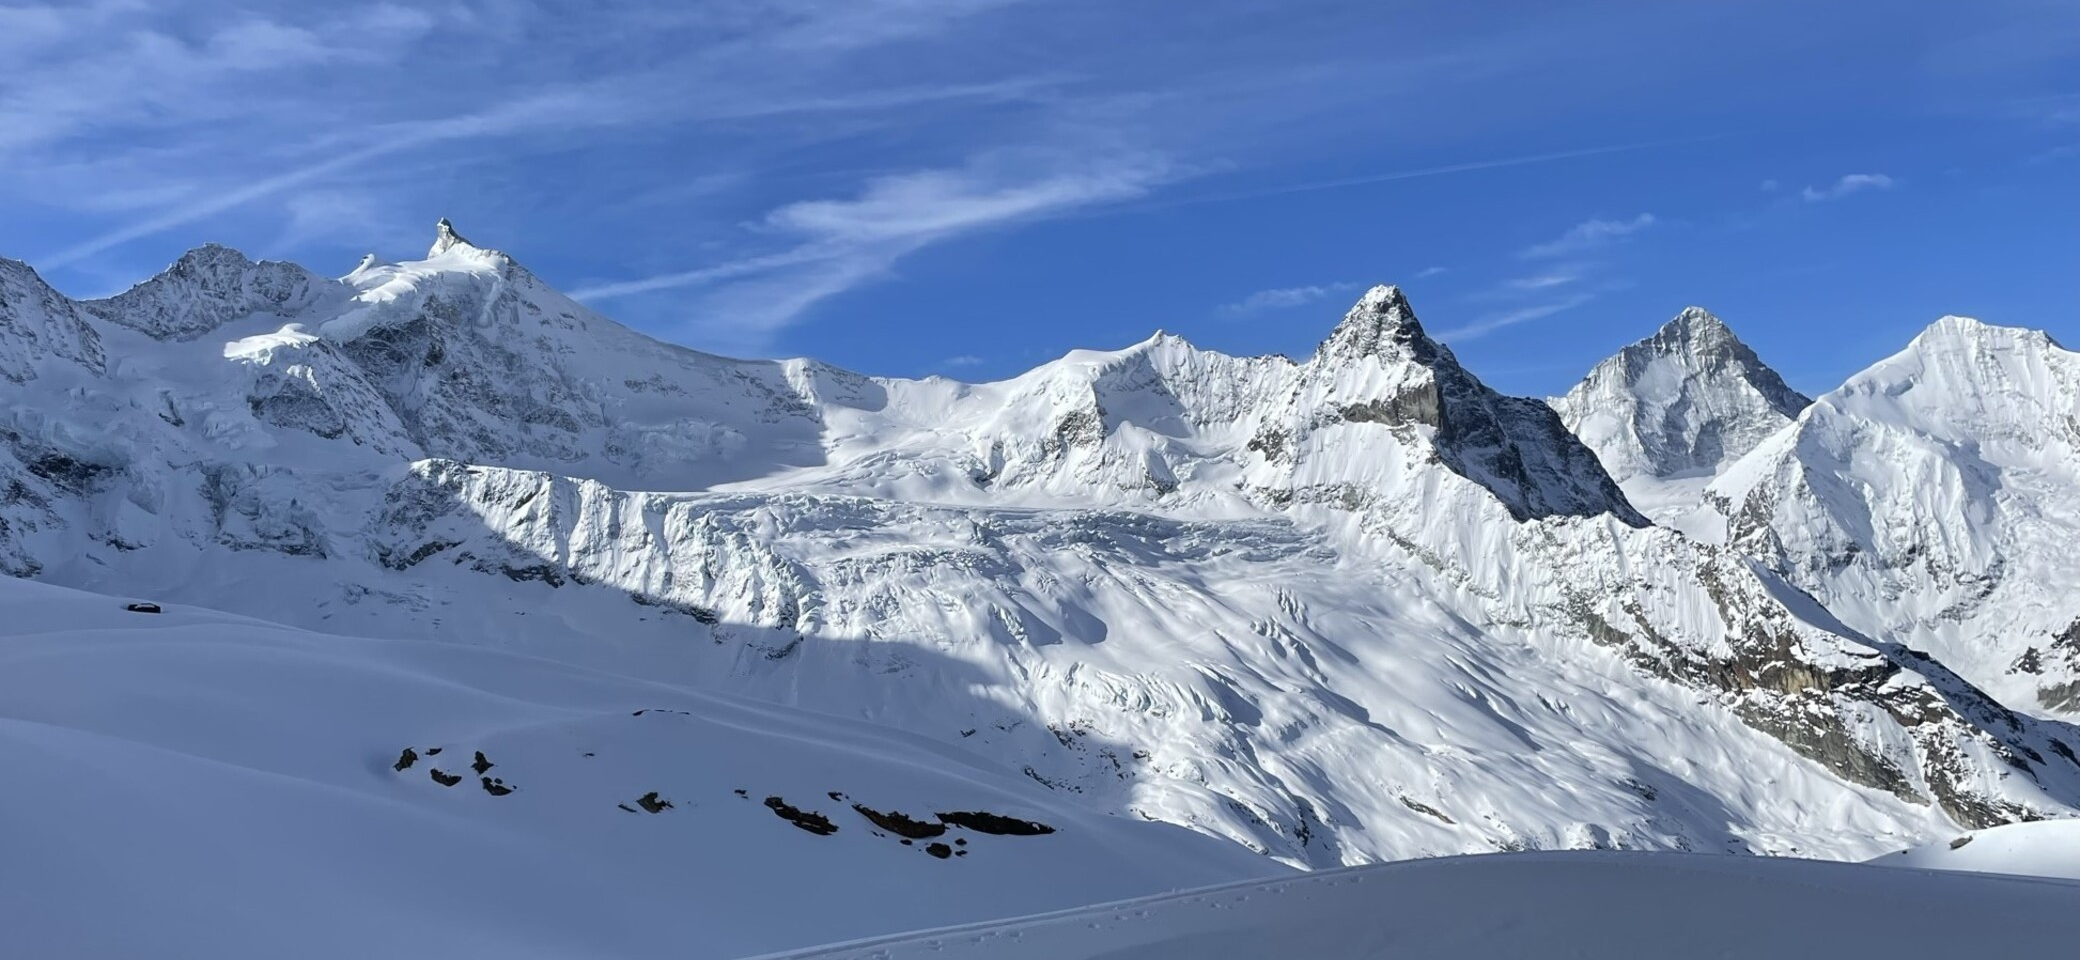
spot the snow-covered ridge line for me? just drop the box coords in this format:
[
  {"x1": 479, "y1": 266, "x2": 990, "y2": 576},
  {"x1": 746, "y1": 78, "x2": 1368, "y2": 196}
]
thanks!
[{"x1": 4, "y1": 220, "x2": 2079, "y2": 874}]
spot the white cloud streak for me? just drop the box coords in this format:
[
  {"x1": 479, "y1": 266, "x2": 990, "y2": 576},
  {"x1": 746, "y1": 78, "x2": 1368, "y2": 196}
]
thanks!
[
  {"x1": 1801, "y1": 173, "x2": 1897, "y2": 202},
  {"x1": 11, "y1": 1, "x2": 1059, "y2": 275},
  {"x1": 570, "y1": 153, "x2": 1170, "y2": 348},
  {"x1": 1504, "y1": 269, "x2": 1583, "y2": 291},
  {"x1": 1216, "y1": 282, "x2": 1360, "y2": 317},
  {"x1": 1520, "y1": 214, "x2": 1656, "y2": 259},
  {"x1": 36, "y1": 78, "x2": 1051, "y2": 271},
  {"x1": 1142, "y1": 135, "x2": 1726, "y2": 213},
  {"x1": 1432, "y1": 294, "x2": 1597, "y2": 342}
]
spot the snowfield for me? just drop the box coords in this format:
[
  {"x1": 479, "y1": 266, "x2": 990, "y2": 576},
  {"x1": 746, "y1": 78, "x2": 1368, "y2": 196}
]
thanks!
[
  {"x1": 1871, "y1": 819, "x2": 2080, "y2": 881},
  {"x1": 0, "y1": 576, "x2": 1280, "y2": 960}
]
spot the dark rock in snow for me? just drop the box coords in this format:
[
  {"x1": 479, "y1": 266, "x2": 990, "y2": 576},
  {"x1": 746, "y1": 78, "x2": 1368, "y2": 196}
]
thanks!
[
  {"x1": 935, "y1": 810, "x2": 1055, "y2": 836},
  {"x1": 764, "y1": 796, "x2": 838, "y2": 835}
]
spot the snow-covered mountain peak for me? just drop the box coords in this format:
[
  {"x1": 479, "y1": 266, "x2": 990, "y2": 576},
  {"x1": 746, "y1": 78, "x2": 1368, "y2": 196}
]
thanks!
[
  {"x1": 1553, "y1": 306, "x2": 1808, "y2": 510},
  {"x1": 1902, "y1": 314, "x2": 2062, "y2": 359},
  {"x1": 1830, "y1": 316, "x2": 2074, "y2": 423},
  {"x1": 428, "y1": 217, "x2": 479, "y2": 258},
  {"x1": 1671, "y1": 303, "x2": 1723, "y2": 323},
  {"x1": 0, "y1": 256, "x2": 105, "y2": 380},
  {"x1": 171, "y1": 242, "x2": 252, "y2": 272},
  {"x1": 1657, "y1": 305, "x2": 1738, "y2": 347},
  {"x1": 80, "y1": 243, "x2": 343, "y2": 342},
  {"x1": 1313, "y1": 284, "x2": 1436, "y2": 365},
  {"x1": 1706, "y1": 312, "x2": 2080, "y2": 714},
  {"x1": 1274, "y1": 286, "x2": 1649, "y2": 525}
]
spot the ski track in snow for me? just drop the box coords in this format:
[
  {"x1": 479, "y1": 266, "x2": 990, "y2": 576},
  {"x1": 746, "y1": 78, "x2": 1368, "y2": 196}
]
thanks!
[{"x1": 760, "y1": 852, "x2": 2080, "y2": 960}]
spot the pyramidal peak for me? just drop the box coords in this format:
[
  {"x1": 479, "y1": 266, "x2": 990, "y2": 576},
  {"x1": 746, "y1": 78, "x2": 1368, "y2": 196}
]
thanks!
[
  {"x1": 1554, "y1": 307, "x2": 1809, "y2": 489},
  {"x1": 1659, "y1": 305, "x2": 1734, "y2": 341},
  {"x1": 169, "y1": 242, "x2": 257, "y2": 271},
  {"x1": 1314, "y1": 284, "x2": 1448, "y2": 366}
]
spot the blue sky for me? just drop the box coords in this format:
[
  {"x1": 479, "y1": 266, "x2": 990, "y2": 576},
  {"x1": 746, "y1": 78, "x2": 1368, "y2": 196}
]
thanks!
[{"x1": 5, "y1": 0, "x2": 2077, "y2": 397}]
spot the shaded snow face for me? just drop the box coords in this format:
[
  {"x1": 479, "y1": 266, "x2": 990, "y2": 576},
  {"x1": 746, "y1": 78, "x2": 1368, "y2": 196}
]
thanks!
[{"x1": 5, "y1": 225, "x2": 2080, "y2": 876}]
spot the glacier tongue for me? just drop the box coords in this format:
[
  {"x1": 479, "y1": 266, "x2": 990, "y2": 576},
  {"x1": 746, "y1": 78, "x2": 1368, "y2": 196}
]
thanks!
[{"x1": 4, "y1": 224, "x2": 2079, "y2": 877}]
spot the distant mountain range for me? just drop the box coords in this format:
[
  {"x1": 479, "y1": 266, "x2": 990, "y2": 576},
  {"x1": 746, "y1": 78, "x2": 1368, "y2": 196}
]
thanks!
[{"x1": 6, "y1": 221, "x2": 2080, "y2": 953}]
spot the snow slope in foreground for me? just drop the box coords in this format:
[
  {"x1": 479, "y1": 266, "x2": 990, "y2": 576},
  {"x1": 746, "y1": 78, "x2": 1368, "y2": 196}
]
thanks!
[
  {"x1": 1872, "y1": 819, "x2": 2080, "y2": 881},
  {"x1": 769, "y1": 852, "x2": 2080, "y2": 960},
  {"x1": 0, "y1": 577, "x2": 1280, "y2": 960}
]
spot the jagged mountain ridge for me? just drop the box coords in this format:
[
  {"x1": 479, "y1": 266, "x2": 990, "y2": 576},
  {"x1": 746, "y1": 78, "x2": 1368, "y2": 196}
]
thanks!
[{"x1": 4, "y1": 223, "x2": 2077, "y2": 870}]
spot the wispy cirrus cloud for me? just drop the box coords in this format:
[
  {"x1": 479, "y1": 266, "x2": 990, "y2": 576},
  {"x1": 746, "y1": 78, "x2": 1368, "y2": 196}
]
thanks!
[
  {"x1": 1504, "y1": 269, "x2": 1585, "y2": 291},
  {"x1": 8, "y1": 0, "x2": 1057, "y2": 280},
  {"x1": 1139, "y1": 135, "x2": 1724, "y2": 214},
  {"x1": 1433, "y1": 294, "x2": 1598, "y2": 342},
  {"x1": 571, "y1": 152, "x2": 1170, "y2": 352},
  {"x1": 1215, "y1": 282, "x2": 1361, "y2": 317},
  {"x1": 1443, "y1": 211, "x2": 1649, "y2": 342},
  {"x1": 36, "y1": 75, "x2": 1054, "y2": 271},
  {"x1": 1520, "y1": 213, "x2": 1657, "y2": 259},
  {"x1": 1800, "y1": 173, "x2": 1897, "y2": 202}
]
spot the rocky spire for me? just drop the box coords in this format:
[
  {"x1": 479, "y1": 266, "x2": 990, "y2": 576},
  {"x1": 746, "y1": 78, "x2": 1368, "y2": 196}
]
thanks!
[
  {"x1": 1313, "y1": 285, "x2": 1445, "y2": 365},
  {"x1": 429, "y1": 218, "x2": 473, "y2": 257},
  {"x1": 1303, "y1": 284, "x2": 1647, "y2": 526}
]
